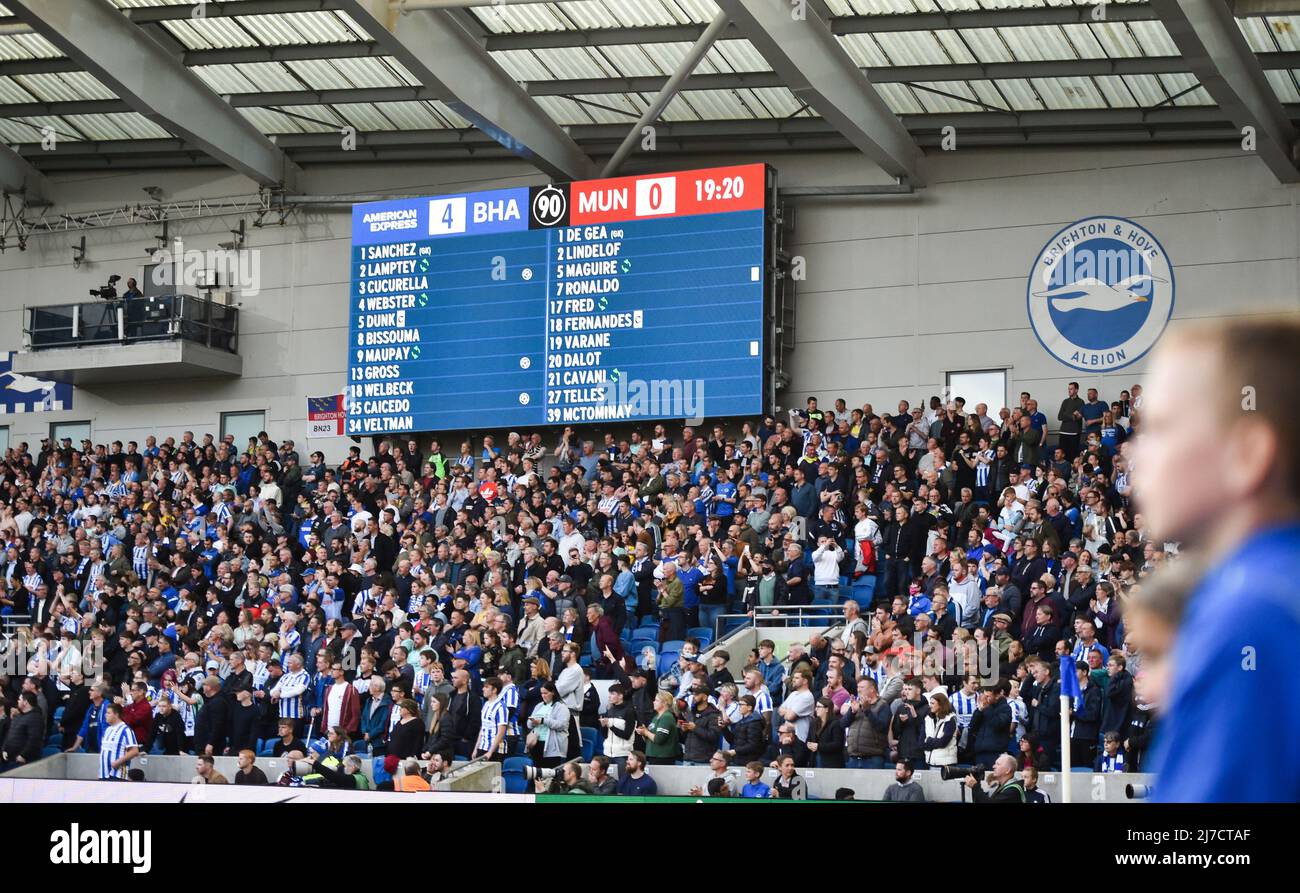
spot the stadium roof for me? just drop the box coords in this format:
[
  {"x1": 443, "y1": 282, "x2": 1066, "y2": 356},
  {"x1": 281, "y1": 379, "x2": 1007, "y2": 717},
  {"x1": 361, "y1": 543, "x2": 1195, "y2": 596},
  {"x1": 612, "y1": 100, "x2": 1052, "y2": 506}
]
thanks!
[{"x1": 2, "y1": 0, "x2": 1300, "y2": 194}]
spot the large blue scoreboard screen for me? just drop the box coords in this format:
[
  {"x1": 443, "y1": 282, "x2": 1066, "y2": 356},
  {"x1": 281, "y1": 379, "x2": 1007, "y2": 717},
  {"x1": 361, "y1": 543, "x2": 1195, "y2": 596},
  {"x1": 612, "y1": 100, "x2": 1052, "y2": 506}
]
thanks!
[{"x1": 346, "y1": 163, "x2": 768, "y2": 434}]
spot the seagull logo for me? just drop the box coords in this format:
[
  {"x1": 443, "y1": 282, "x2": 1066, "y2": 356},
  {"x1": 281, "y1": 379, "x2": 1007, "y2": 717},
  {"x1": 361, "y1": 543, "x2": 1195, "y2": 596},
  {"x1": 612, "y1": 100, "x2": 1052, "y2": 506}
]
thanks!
[
  {"x1": 1026, "y1": 216, "x2": 1175, "y2": 373},
  {"x1": 0, "y1": 370, "x2": 59, "y2": 410},
  {"x1": 1033, "y1": 274, "x2": 1167, "y2": 314}
]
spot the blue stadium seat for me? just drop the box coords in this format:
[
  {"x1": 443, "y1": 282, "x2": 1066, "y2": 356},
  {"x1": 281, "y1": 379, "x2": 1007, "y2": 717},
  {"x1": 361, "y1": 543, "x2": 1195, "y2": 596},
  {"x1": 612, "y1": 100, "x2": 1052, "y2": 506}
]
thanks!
[
  {"x1": 630, "y1": 627, "x2": 658, "y2": 642},
  {"x1": 660, "y1": 639, "x2": 686, "y2": 653},
  {"x1": 502, "y1": 769, "x2": 530, "y2": 794},
  {"x1": 1072, "y1": 766, "x2": 1094, "y2": 772},
  {"x1": 46, "y1": 731, "x2": 62, "y2": 747},
  {"x1": 41, "y1": 744, "x2": 62, "y2": 759},
  {"x1": 502, "y1": 754, "x2": 534, "y2": 791},
  {"x1": 639, "y1": 616, "x2": 659, "y2": 628},
  {"x1": 686, "y1": 627, "x2": 713, "y2": 645},
  {"x1": 502, "y1": 755, "x2": 533, "y2": 775},
  {"x1": 257, "y1": 738, "x2": 276, "y2": 757},
  {"x1": 371, "y1": 756, "x2": 392, "y2": 786},
  {"x1": 580, "y1": 727, "x2": 599, "y2": 762},
  {"x1": 579, "y1": 653, "x2": 592, "y2": 668},
  {"x1": 657, "y1": 651, "x2": 679, "y2": 670},
  {"x1": 851, "y1": 575, "x2": 878, "y2": 603}
]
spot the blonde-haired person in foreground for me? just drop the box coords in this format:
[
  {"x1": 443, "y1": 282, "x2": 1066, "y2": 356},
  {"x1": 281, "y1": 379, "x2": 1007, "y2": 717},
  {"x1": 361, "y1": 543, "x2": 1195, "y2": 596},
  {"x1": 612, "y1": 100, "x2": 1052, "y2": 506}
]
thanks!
[{"x1": 1134, "y1": 316, "x2": 1300, "y2": 803}]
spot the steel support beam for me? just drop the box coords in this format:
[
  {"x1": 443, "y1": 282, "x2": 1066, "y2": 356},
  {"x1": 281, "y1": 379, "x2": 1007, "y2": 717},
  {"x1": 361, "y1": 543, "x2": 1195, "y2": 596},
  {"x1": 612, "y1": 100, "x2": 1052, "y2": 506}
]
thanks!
[
  {"x1": 337, "y1": 0, "x2": 592, "y2": 179},
  {"x1": 1152, "y1": 0, "x2": 1300, "y2": 180},
  {"x1": 601, "y1": 10, "x2": 731, "y2": 177},
  {"x1": 6, "y1": 0, "x2": 300, "y2": 188},
  {"x1": 122, "y1": 0, "x2": 339, "y2": 22},
  {"x1": 0, "y1": 142, "x2": 48, "y2": 200},
  {"x1": 715, "y1": 0, "x2": 922, "y2": 183}
]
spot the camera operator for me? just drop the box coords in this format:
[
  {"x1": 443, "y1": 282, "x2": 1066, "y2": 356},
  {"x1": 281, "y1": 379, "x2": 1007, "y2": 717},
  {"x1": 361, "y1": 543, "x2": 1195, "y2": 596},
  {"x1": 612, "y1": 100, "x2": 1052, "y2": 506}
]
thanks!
[
  {"x1": 121, "y1": 277, "x2": 142, "y2": 299},
  {"x1": 533, "y1": 759, "x2": 592, "y2": 795},
  {"x1": 964, "y1": 753, "x2": 1027, "y2": 802}
]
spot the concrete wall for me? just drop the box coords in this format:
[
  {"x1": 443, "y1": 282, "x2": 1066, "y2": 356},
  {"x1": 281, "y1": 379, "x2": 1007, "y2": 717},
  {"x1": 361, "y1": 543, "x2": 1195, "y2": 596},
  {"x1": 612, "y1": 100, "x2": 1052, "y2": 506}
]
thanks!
[
  {"x1": 642, "y1": 763, "x2": 1153, "y2": 803},
  {"x1": 2, "y1": 145, "x2": 1297, "y2": 458},
  {"x1": 3, "y1": 751, "x2": 500, "y2": 792},
  {"x1": 1, "y1": 753, "x2": 1152, "y2": 803}
]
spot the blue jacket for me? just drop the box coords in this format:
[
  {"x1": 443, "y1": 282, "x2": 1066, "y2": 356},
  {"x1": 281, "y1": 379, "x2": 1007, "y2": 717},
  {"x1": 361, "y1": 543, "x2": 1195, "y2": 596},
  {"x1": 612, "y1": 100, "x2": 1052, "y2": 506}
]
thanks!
[
  {"x1": 359, "y1": 693, "x2": 393, "y2": 754},
  {"x1": 1150, "y1": 522, "x2": 1300, "y2": 802},
  {"x1": 146, "y1": 652, "x2": 177, "y2": 683},
  {"x1": 759, "y1": 657, "x2": 786, "y2": 701}
]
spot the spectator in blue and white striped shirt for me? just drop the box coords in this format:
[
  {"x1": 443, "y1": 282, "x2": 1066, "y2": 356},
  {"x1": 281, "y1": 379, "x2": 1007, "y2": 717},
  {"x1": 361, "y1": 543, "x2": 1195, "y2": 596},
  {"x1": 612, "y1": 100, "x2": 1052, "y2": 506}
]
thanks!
[
  {"x1": 474, "y1": 677, "x2": 509, "y2": 761},
  {"x1": 951, "y1": 676, "x2": 980, "y2": 731},
  {"x1": 98, "y1": 703, "x2": 140, "y2": 780},
  {"x1": 495, "y1": 666, "x2": 521, "y2": 744},
  {"x1": 271, "y1": 654, "x2": 312, "y2": 728}
]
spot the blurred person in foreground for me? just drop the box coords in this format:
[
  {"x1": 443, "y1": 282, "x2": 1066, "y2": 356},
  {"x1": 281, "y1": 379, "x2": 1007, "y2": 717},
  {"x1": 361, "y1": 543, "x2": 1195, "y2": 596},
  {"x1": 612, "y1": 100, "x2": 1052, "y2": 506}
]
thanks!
[{"x1": 1135, "y1": 317, "x2": 1300, "y2": 802}]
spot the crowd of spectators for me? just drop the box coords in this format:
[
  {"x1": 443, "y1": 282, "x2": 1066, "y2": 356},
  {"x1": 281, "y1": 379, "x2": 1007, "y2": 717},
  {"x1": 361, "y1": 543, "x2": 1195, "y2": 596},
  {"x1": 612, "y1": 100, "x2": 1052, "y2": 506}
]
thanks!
[{"x1": 0, "y1": 382, "x2": 1173, "y2": 797}]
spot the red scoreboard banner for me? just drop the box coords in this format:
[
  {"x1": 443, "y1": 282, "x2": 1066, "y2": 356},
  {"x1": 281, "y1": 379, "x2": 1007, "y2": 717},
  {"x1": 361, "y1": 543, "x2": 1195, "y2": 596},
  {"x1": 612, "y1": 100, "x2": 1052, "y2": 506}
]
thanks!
[{"x1": 567, "y1": 163, "x2": 766, "y2": 225}]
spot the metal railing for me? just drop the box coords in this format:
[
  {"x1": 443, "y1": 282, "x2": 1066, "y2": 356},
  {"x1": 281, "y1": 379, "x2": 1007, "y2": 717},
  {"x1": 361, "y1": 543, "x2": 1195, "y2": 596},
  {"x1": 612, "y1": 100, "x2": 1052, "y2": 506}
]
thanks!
[
  {"x1": 24, "y1": 294, "x2": 239, "y2": 353},
  {"x1": 713, "y1": 605, "x2": 849, "y2": 640}
]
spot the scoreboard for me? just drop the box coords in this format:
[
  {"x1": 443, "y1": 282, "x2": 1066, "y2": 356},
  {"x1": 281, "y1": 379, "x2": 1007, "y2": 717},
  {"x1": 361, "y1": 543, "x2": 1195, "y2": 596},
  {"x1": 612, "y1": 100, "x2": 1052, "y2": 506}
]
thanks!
[{"x1": 347, "y1": 163, "x2": 769, "y2": 434}]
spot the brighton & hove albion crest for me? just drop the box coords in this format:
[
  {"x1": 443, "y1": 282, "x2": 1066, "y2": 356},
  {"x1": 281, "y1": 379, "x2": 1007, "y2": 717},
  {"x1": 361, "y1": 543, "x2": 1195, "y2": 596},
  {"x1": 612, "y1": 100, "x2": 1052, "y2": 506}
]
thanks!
[{"x1": 1027, "y1": 216, "x2": 1174, "y2": 372}]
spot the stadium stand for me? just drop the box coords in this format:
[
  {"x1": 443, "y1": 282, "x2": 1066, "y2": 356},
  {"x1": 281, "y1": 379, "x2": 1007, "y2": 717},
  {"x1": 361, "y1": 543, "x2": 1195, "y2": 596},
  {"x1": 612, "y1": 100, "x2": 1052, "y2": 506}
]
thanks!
[{"x1": 0, "y1": 390, "x2": 1164, "y2": 796}]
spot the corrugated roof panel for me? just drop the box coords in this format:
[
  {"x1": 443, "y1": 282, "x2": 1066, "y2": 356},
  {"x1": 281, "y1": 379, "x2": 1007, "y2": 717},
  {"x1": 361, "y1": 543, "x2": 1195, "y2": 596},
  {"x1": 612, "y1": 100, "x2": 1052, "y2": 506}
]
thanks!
[
  {"x1": 593, "y1": 43, "x2": 680, "y2": 77},
  {"x1": 0, "y1": 32, "x2": 62, "y2": 60},
  {"x1": 969, "y1": 80, "x2": 1007, "y2": 110},
  {"x1": 876, "y1": 82, "x2": 926, "y2": 115},
  {"x1": 1032, "y1": 75, "x2": 1105, "y2": 110},
  {"x1": 359, "y1": 100, "x2": 451, "y2": 130},
  {"x1": 1260, "y1": 16, "x2": 1300, "y2": 52},
  {"x1": 209, "y1": 61, "x2": 301, "y2": 91},
  {"x1": 997, "y1": 26, "x2": 1078, "y2": 61},
  {"x1": 490, "y1": 49, "x2": 546, "y2": 82},
  {"x1": 238, "y1": 105, "x2": 316, "y2": 133},
  {"x1": 952, "y1": 29, "x2": 1015, "y2": 64},
  {"x1": 931, "y1": 28, "x2": 980, "y2": 65},
  {"x1": 1238, "y1": 15, "x2": 1277, "y2": 52},
  {"x1": 1158, "y1": 72, "x2": 1212, "y2": 104},
  {"x1": 470, "y1": 5, "x2": 580, "y2": 35},
  {"x1": 1093, "y1": 75, "x2": 1139, "y2": 107},
  {"x1": 1125, "y1": 20, "x2": 1178, "y2": 56},
  {"x1": 745, "y1": 86, "x2": 814, "y2": 117},
  {"x1": 0, "y1": 75, "x2": 27, "y2": 103},
  {"x1": 1120, "y1": 73, "x2": 1171, "y2": 106},
  {"x1": 315, "y1": 56, "x2": 408, "y2": 89},
  {"x1": 101, "y1": 111, "x2": 172, "y2": 139},
  {"x1": 17, "y1": 70, "x2": 115, "y2": 102},
  {"x1": 328, "y1": 102, "x2": 397, "y2": 131},
  {"x1": 705, "y1": 38, "x2": 769, "y2": 73},
  {"x1": 1087, "y1": 20, "x2": 1144, "y2": 58},
  {"x1": 191, "y1": 64, "x2": 263, "y2": 94},
  {"x1": 62, "y1": 112, "x2": 133, "y2": 141},
  {"x1": 991, "y1": 78, "x2": 1045, "y2": 111},
  {"x1": 874, "y1": 30, "x2": 961, "y2": 66},
  {"x1": 236, "y1": 11, "x2": 362, "y2": 45},
  {"x1": 284, "y1": 57, "x2": 360, "y2": 91},
  {"x1": 0, "y1": 117, "x2": 39, "y2": 144},
  {"x1": 161, "y1": 16, "x2": 258, "y2": 51},
  {"x1": 531, "y1": 46, "x2": 626, "y2": 79},
  {"x1": 836, "y1": 32, "x2": 891, "y2": 67},
  {"x1": 910, "y1": 81, "x2": 990, "y2": 114},
  {"x1": 680, "y1": 88, "x2": 764, "y2": 119},
  {"x1": 1056, "y1": 24, "x2": 1109, "y2": 59},
  {"x1": 1265, "y1": 68, "x2": 1300, "y2": 103},
  {"x1": 533, "y1": 93, "x2": 621, "y2": 126}
]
